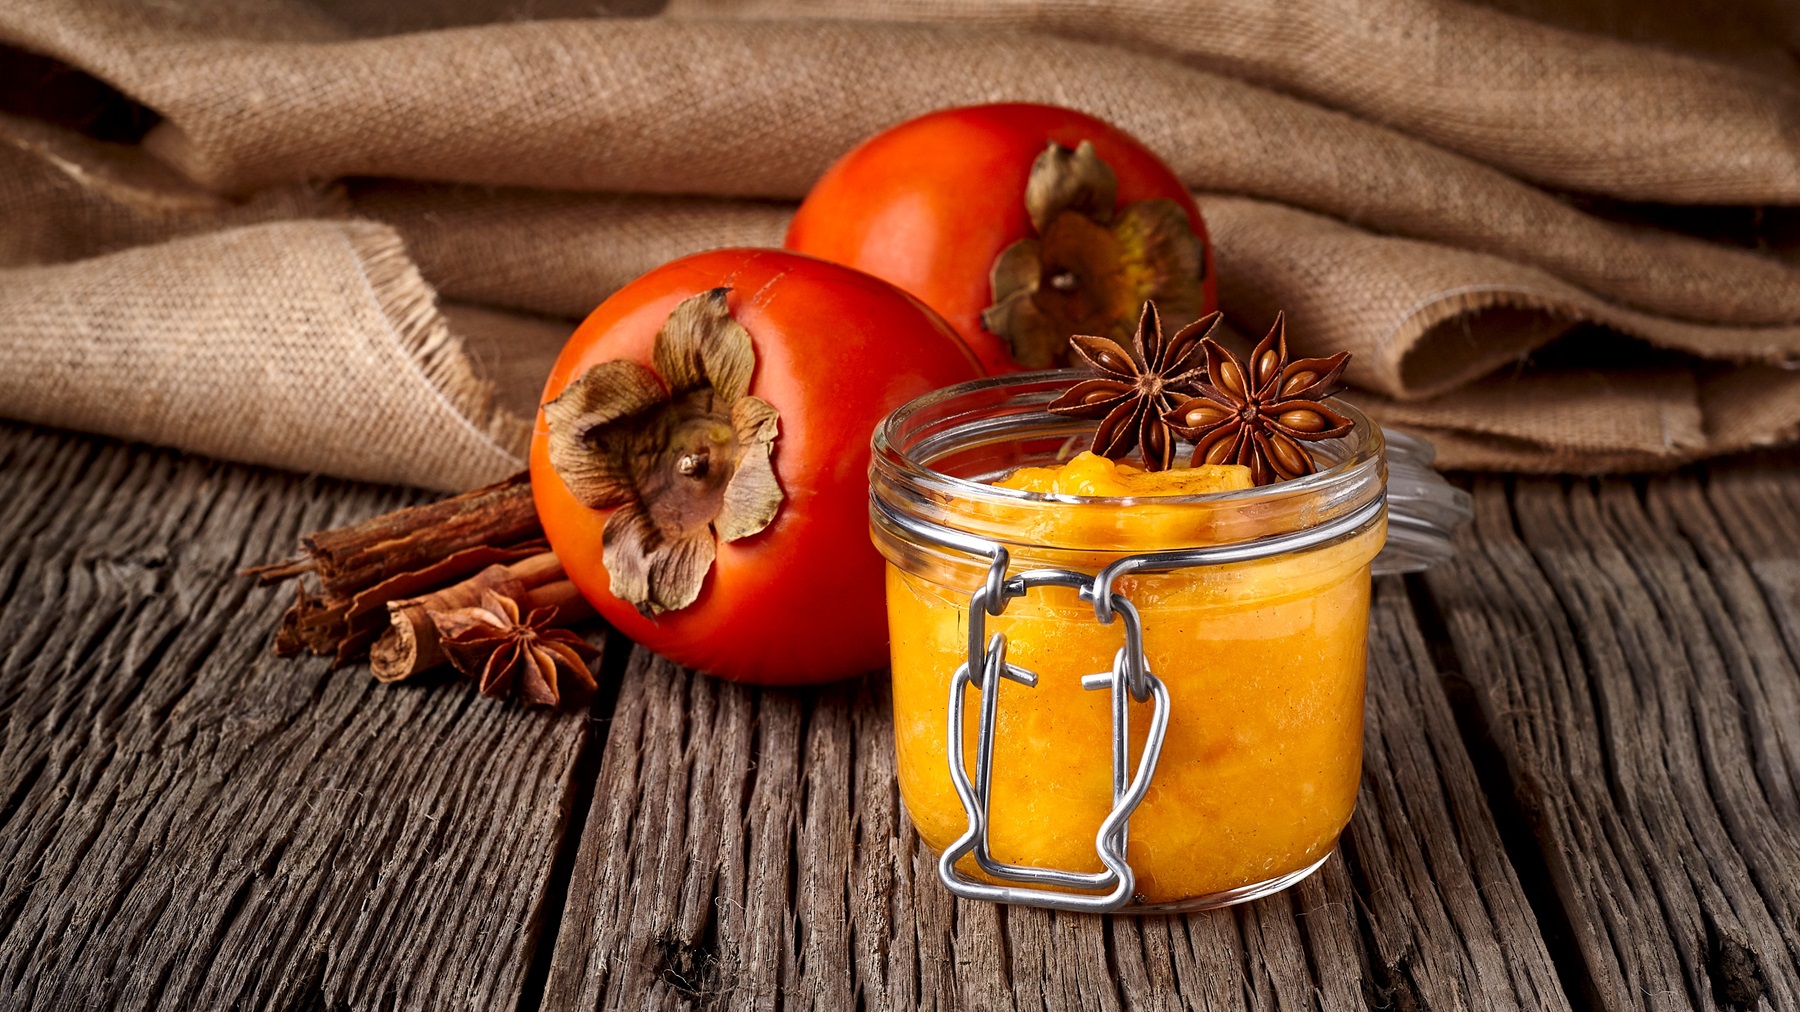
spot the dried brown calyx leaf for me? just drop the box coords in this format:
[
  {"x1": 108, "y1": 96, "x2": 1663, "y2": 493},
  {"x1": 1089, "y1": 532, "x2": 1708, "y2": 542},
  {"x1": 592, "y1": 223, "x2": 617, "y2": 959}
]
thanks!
[
  {"x1": 982, "y1": 140, "x2": 1206, "y2": 368},
  {"x1": 434, "y1": 590, "x2": 598, "y2": 707},
  {"x1": 542, "y1": 288, "x2": 783, "y2": 616}
]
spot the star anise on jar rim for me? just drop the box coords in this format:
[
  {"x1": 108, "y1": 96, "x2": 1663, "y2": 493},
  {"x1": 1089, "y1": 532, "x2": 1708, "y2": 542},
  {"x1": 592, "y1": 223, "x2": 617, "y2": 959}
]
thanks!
[
  {"x1": 1045, "y1": 302, "x2": 1220, "y2": 471},
  {"x1": 1164, "y1": 311, "x2": 1354, "y2": 485}
]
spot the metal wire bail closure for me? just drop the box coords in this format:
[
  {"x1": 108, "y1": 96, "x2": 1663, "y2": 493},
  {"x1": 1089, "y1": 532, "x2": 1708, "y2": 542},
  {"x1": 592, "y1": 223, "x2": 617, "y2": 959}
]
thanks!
[
  {"x1": 937, "y1": 555, "x2": 1172, "y2": 913},
  {"x1": 906, "y1": 493, "x2": 1385, "y2": 913}
]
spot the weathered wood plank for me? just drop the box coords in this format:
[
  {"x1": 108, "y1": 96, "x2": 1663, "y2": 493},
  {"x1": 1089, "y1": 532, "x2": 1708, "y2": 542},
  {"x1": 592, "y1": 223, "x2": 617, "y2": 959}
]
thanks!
[
  {"x1": 0, "y1": 424, "x2": 597, "y2": 1011},
  {"x1": 1697, "y1": 467, "x2": 1800, "y2": 825},
  {"x1": 1425, "y1": 476, "x2": 1800, "y2": 1010},
  {"x1": 546, "y1": 570, "x2": 1564, "y2": 1010},
  {"x1": 36, "y1": 418, "x2": 1789, "y2": 1012},
  {"x1": 794, "y1": 698, "x2": 851, "y2": 1010},
  {"x1": 1345, "y1": 578, "x2": 1568, "y2": 1011}
]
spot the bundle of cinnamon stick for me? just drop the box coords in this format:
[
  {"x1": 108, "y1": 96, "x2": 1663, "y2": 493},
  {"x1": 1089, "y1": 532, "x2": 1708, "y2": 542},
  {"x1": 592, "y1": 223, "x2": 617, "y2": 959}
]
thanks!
[{"x1": 247, "y1": 472, "x2": 599, "y2": 704}]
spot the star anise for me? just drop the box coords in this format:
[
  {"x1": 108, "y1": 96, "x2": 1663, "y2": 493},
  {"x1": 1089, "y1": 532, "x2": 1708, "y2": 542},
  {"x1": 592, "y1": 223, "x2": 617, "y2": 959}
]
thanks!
[
  {"x1": 1046, "y1": 302, "x2": 1219, "y2": 471},
  {"x1": 433, "y1": 590, "x2": 599, "y2": 707},
  {"x1": 1164, "y1": 312, "x2": 1354, "y2": 485}
]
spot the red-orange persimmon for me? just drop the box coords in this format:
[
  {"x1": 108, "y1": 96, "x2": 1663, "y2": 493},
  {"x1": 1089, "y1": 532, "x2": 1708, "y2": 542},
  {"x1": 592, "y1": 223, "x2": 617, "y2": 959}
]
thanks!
[
  {"x1": 787, "y1": 103, "x2": 1214, "y2": 374},
  {"x1": 530, "y1": 249, "x2": 981, "y2": 684}
]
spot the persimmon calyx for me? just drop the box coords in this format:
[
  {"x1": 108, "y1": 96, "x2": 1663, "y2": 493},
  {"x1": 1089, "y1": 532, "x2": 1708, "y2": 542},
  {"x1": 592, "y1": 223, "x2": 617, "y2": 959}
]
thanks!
[
  {"x1": 542, "y1": 288, "x2": 782, "y2": 616},
  {"x1": 982, "y1": 140, "x2": 1206, "y2": 369}
]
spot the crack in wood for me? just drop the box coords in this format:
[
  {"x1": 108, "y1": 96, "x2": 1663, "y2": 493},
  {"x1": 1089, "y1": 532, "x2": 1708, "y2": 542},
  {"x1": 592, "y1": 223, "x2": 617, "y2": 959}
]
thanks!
[{"x1": 1401, "y1": 570, "x2": 1598, "y2": 1008}]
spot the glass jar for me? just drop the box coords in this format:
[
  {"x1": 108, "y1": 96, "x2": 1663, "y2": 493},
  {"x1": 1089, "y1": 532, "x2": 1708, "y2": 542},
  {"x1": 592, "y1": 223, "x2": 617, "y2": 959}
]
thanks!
[{"x1": 868, "y1": 371, "x2": 1389, "y2": 913}]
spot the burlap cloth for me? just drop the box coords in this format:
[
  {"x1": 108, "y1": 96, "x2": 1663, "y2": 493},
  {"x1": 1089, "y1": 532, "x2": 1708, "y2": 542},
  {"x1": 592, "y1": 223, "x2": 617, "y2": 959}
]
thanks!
[{"x1": 2, "y1": 0, "x2": 1798, "y2": 487}]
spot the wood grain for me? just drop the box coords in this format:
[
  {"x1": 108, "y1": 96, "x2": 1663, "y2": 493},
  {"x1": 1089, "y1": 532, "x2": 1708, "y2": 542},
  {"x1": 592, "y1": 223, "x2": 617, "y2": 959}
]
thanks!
[
  {"x1": 1345, "y1": 578, "x2": 1569, "y2": 1011},
  {"x1": 0, "y1": 426, "x2": 597, "y2": 1010},
  {"x1": 1426, "y1": 476, "x2": 1800, "y2": 1010}
]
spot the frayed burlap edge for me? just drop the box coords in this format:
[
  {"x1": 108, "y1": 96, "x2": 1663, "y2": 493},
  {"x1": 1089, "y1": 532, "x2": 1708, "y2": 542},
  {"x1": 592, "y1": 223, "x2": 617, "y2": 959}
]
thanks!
[
  {"x1": 0, "y1": 220, "x2": 532, "y2": 492},
  {"x1": 339, "y1": 223, "x2": 534, "y2": 471}
]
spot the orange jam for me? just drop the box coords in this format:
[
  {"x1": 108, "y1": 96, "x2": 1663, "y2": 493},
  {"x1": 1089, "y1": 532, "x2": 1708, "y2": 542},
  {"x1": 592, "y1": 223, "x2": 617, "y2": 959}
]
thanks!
[
  {"x1": 995, "y1": 451, "x2": 1255, "y2": 497},
  {"x1": 886, "y1": 452, "x2": 1383, "y2": 905}
]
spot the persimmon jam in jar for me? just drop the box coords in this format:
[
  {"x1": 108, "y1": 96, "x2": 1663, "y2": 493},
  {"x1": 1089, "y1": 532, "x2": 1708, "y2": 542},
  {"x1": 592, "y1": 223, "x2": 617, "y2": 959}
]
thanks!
[{"x1": 868, "y1": 372, "x2": 1386, "y2": 912}]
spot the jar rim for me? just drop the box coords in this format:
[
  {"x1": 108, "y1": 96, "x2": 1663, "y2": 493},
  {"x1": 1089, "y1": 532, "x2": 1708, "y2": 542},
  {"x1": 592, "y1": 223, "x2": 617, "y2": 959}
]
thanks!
[
  {"x1": 872, "y1": 367, "x2": 1381, "y2": 494},
  {"x1": 869, "y1": 370, "x2": 1387, "y2": 557}
]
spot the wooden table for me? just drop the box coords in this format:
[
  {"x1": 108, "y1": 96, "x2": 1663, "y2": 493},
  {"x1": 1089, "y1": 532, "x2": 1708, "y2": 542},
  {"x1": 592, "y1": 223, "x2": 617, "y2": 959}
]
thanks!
[{"x1": 1, "y1": 420, "x2": 1795, "y2": 1011}]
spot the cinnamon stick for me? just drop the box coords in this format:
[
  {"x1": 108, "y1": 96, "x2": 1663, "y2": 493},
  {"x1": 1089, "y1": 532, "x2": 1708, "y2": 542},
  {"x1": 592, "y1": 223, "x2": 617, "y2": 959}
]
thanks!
[
  {"x1": 250, "y1": 472, "x2": 605, "y2": 705},
  {"x1": 250, "y1": 470, "x2": 550, "y2": 663},
  {"x1": 248, "y1": 471, "x2": 539, "y2": 599},
  {"x1": 333, "y1": 540, "x2": 546, "y2": 665},
  {"x1": 369, "y1": 551, "x2": 568, "y2": 682}
]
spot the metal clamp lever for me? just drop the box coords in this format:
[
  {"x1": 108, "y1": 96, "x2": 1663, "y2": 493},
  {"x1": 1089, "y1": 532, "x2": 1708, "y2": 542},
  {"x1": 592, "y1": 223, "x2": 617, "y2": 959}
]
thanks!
[
  {"x1": 937, "y1": 560, "x2": 1171, "y2": 914},
  {"x1": 870, "y1": 489, "x2": 1385, "y2": 912}
]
